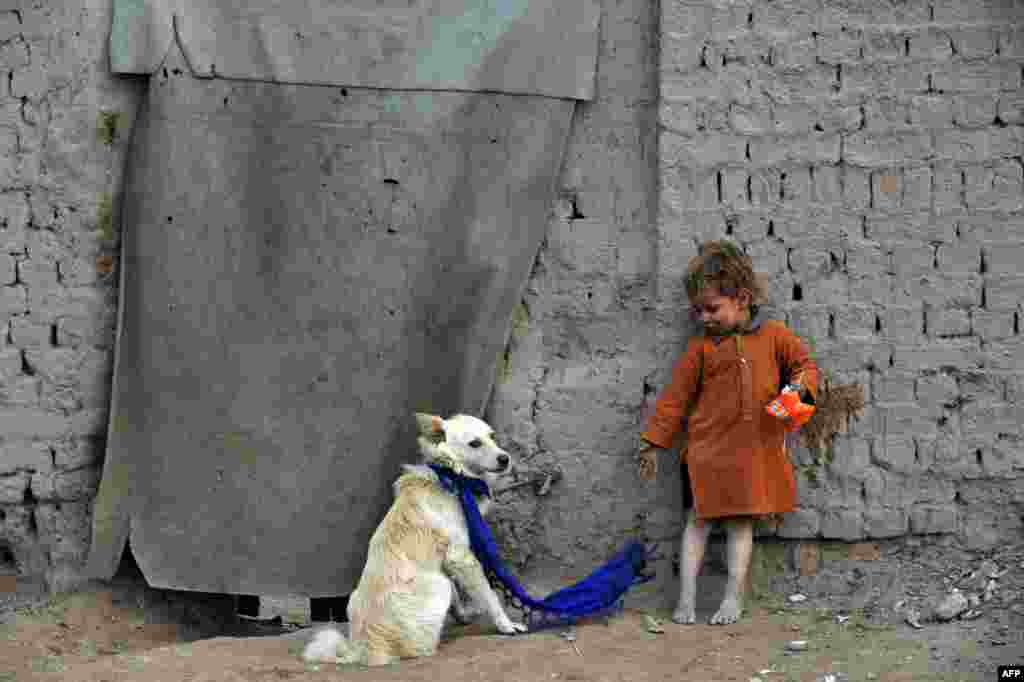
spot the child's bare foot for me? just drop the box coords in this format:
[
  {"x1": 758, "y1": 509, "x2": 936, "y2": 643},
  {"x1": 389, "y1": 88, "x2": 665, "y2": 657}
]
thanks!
[
  {"x1": 671, "y1": 600, "x2": 696, "y2": 624},
  {"x1": 709, "y1": 596, "x2": 742, "y2": 625}
]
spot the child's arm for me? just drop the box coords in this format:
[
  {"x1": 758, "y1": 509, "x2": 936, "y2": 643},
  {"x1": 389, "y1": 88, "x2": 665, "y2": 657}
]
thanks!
[
  {"x1": 775, "y1": 325, "x2": 819, "y2": 405},
  {"x1": 641, "y1": 337, "x2": 703, "y2": 449}
]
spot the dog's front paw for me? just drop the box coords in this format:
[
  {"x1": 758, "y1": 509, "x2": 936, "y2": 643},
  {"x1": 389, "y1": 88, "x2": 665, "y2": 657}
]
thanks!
[{"x1": 497, "y1": 619, "x2": 528, "y2": 634}]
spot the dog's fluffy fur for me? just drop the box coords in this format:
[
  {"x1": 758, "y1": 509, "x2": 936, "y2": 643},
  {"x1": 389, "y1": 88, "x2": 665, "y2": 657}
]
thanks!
[{"x1": 302, "y1": 413, "x2": 526, "y2": 667}]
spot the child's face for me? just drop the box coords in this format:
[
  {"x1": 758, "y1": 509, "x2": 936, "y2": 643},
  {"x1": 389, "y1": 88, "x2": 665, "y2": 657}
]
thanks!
[{"x1": 691, "y1": 287, "x2": 751, "y2": 335}]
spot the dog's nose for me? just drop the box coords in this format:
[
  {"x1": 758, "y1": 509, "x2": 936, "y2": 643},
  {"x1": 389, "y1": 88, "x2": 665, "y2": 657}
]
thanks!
[{"x1": 496, "y1": 453, "x2": 510, "y2": 470}]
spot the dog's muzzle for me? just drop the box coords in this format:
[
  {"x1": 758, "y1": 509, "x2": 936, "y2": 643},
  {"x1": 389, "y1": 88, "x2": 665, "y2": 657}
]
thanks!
[{"x1": 492, "y1": 453, "x2": 511, "y2": 473}]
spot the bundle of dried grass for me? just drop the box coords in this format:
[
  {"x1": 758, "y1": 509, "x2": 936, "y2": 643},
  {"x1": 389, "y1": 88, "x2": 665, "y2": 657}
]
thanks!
[{"x1": 800, "y1": 373, "x2": 866, "y2": 454}]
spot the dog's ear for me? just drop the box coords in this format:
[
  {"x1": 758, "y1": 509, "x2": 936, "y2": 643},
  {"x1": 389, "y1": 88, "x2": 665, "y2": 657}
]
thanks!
[{"x1": 415, "y1": 413, "x2": 445, "y2": 443}]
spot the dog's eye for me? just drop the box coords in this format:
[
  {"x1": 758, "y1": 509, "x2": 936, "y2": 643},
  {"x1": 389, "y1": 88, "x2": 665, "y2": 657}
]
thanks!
[{"x1": 468, "y1": 439, "x2": 482, "y2": 448}]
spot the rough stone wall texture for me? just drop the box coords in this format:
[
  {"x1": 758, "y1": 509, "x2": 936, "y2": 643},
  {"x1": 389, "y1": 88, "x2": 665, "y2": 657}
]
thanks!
[
  {"x1": 1, "y1": 0, "x2": 1022, "y2": 597},
  {"x1": 0, "y1": 0, "x2": 142, "y2": 590}
]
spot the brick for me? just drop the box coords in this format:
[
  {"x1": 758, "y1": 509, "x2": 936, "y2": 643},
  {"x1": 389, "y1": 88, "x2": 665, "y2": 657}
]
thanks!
[
  {"x1": 895, "y1": 273, "x2": 983, "y2": 308},
  {"x1": 997, "y1": 94, "x2": 1024, "y2": 125},
  {"x1": 729, "y1": 102, "x2": 770, "y2": 135},
  {"x1": 983, "y1": 339, "x2": 1024, "y2": 371},
  {"x1": 819, "y1": 102, "x2": 863, "y2": 133},
  {"x1": 908, "y1": 28, "x2": 954, "y2": 60},
  {"x1": 889, "y1": 240, "x2": 934, "y2": 279},
  {"x1": 864, "y1": 508, "x2": 908, "y2": 538},
  {"x1": 819, "y1": 509, "x2": 863, "y2": 541},
  {"x1": 917, "y1": 372, "x2": 959, "y2": 408},
  {"x1": 891, "y1": 339, "x2": 981, "y2": 371},
  {"x1": 0, "y1": 254, "x2": 15, "y2": 285},
  {"x1": 662, "y1": 131, "x2": 747, "y2": 168},
  {"x1": 661, "y1": 32, "x2": 705, "y2": 73},
  {"x1": 773, "y1": 35, "x2": 817, "y2": 69},
  {"x1": 847, "y1": 273, "x2": 893, "y2": 305},
  {"x1": 780, "y1": 167, "x2": 811, "y2": 205},
  {"x1": 34, "y1": 501, "x2": 93, "y2": 564},
  {"x1": 750, "y1": 134, "x2": 840, "y2": 165},
  {"x1": 843, "y1": 132, "x2": 931, "y2": 167},
  {"x1": 935, "y1": 129, "x2": 1015, "y2": 163},
  {"x1": 931, "y1": 163, "x2": 963, "y2": 212},
  {"x1": 956, "y1": 370, "x2": 1004, "y2": 404},
  {"x1": 871, "y1": 169, "x2": 901, "y2": 210},
  {"x1": 909, "y1": 96, "x2": 955, "y2": 129},
  {"x1": 909, "y1": 506, "x2": 958, "y2": 534},
  {"x1": 753, "y1": 0, "x2": 819, "y2": 34},
  {"x1": 51, "y1": 438, "x2": 101, "y2": 472},
  {"x1": 832, "y1": 304, "x2": 875, "y2": 339},
  {"x1": 873, "y1": 401, "x2": 937, "y2": 438},
  {"x1": 953, "y1": 27, "x2": 998, "y2": 59},
  {"x1": 986, "y1": 275, "x2": 1024, "y2": 311},
  {"x1": 9, "y1": 318, "x2": 50, "y2": 348},
  {"x1": 971, "y1": 309, "x2": 1015, "y2": 341},
  {"x1": 30, "y1": 467, "x2": 100, "y2": 503},
  {"x1": 868, "y1": 214, "x2": 956, "y2": 245},
  {"x1": 771, "y1": 102, "x2": 816, "y2": 135},
  {"x1": 983, "y1": 242, "x2": 1024, "y2": 276},
  {"x1": 821, "y1": 0, "x2": 930, "y2": 27},
  {"x1": 964, "y1": 162, "x2": 1024, "y2": 211},
  {"x1": 777, "y1": 509, "x2": 821, "y2": 539},
  {"x1": 0, "y1": 285, "x2": 28, "y2": 315},
  {"x1": 957, "y1": 215, "x2": 1024, "y2": 242},
  {"x1": 811, "y1": 165, "x2": 841, "y2": 204},
  {"x1": 721, "y1": 167, "x2": 751, "y2": 208},
  {"x1": 933, "y1": 0, "x2": 1024, "y2": 23},
  {"x1": 962, "y1": 401, "x2": 1021, "y2": 437},
  {"x1": 744, "y1": 238, "x2": 787, "y2": 276},
  {"x1": 879, "y1": 305, "x2": 924, "y2": 341},
  {"x1": 901, "y1": 165, "x2": 931, "y2": 209},
  {"x1": 953, "y1": 95, "x2": 998, "y2": 128},
  {"x1": 873, "y1": 369, "x2": 917, "y2": 402},
  {"x1": 999, "y1": 26, "x2": 1024, "y2": 57},
  {"x1": 0, "y1": 472, "x2": 30, "y2": 504},
  {"x1": 842, "y1": 166, "x2": 871, "y2": 210},
  {"x1": 816, "y1": 28, "x2": 863, "y2": 64},
  {"x1": 931, "y1": 62, "x2": 1021, "y2": 94},
  {"x1": 936, "y1": 243, "x2": 981, "y2": 275},
  {"x1": 816, "y1": 340, "x2": 891, "y2": 371},
  {"x1": 842, "y1": 62, "x2": 928, "y2": 97},
  {"x1": 928, "y1": 308, "x2": 971, "y2": 338},
  {"x1": 864, "y1": 28, "x2": 910, "y2": 60},
  {"x1": 749, "y1": 167, "x2": 781, "y2": 205},
  {"x1": 864, "y1": 98, "x2": 911, "y2": 132},
  {"x1": 0, "y1": 440, "x2": 51, "y2": 476}
]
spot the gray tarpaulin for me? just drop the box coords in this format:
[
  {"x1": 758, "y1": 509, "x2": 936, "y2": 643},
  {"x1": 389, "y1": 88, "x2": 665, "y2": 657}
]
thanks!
[{"x1": 88, "y1": 2, "x2": 597, "y2": 596}]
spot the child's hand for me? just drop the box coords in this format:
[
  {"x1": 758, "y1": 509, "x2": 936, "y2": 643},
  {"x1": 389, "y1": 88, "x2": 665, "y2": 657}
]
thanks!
[
  {"x1": 637, "y1": 445, "x2": 658, "y2": 481},
  {"x1": 765, "y1": 387, "x2": 815, "y2": 431}
]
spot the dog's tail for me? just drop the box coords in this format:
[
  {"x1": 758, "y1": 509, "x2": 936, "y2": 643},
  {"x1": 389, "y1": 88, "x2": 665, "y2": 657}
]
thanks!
[{"x1": 301, "y1": 626, "x2": 360, "y2": 664}]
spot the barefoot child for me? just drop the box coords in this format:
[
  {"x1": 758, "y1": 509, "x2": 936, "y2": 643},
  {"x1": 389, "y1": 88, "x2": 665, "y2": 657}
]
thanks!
[{"x1": 637, "y1": 241, "x2": 818, "y2": 625}]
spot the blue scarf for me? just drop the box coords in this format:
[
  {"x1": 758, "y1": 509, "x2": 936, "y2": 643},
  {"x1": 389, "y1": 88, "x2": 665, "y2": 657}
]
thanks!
[{"x1": 428, "y1": 464, "x2": 658, "y2": 631}]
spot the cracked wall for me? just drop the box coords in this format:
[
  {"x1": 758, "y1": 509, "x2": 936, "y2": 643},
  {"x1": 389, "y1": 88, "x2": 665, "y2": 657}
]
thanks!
[{"x1": 2, "y1": 0, "x2": 1023, "y2": 596}]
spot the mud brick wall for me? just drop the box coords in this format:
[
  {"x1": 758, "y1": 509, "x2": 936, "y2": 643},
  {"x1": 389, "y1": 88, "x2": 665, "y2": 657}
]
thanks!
[
  {"x1": 653, "y1": 0, "x2": 1024, "y2": 552},
  {"x1": 1, "y1": 0, "x2": 1022, "y2": 593},
  {"x1": 0, "y1": 0, "x2": 141, "y2": 590}
]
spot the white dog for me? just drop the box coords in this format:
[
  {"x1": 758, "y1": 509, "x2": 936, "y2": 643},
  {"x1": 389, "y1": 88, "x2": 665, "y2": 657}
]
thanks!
[{"x1": 302, "y1": 413, "x2": 527, "y2": 667}]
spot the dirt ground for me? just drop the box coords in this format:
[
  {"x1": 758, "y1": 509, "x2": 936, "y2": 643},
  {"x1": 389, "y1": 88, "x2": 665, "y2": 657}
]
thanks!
[{"x1": 1, "y1": 562, "x2": 1007, "y2": 682}]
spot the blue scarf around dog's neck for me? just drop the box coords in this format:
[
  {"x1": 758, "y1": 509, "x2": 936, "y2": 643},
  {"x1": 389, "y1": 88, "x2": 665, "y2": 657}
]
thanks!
[{"x1": 428, "y1": 464, "x2": 657, "y2": 631}]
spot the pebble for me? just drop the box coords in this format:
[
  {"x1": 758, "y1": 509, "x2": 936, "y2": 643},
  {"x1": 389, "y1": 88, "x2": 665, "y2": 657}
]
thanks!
[
  {"x1": 815, "y1": 674, "x2": 848, "y2": 682},
  {"x1": 905, "y1": 610, "x2": 923, "y2": 629},
  {"x1": 785, "y1": 640, "x2": 808, "y2": 652},
  {"x1": 788, "y1": 594, "x2": 807, "y2": 603}
]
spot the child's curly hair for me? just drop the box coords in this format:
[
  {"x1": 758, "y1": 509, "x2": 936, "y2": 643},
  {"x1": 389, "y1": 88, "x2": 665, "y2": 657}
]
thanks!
[{"x1": 684, "y1": 240, "x2": 768, "y2": 306}]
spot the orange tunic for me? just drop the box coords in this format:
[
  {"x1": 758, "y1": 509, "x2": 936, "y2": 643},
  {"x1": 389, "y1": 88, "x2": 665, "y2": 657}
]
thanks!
[{"x1": 641, "y1": 315, "x2": 818, "y2": 520}]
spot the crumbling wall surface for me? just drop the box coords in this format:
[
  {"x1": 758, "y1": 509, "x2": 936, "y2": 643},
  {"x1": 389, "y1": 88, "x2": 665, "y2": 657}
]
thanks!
[{"x1": 0, "y1": 0, "x2": 142, "y2": 590}]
